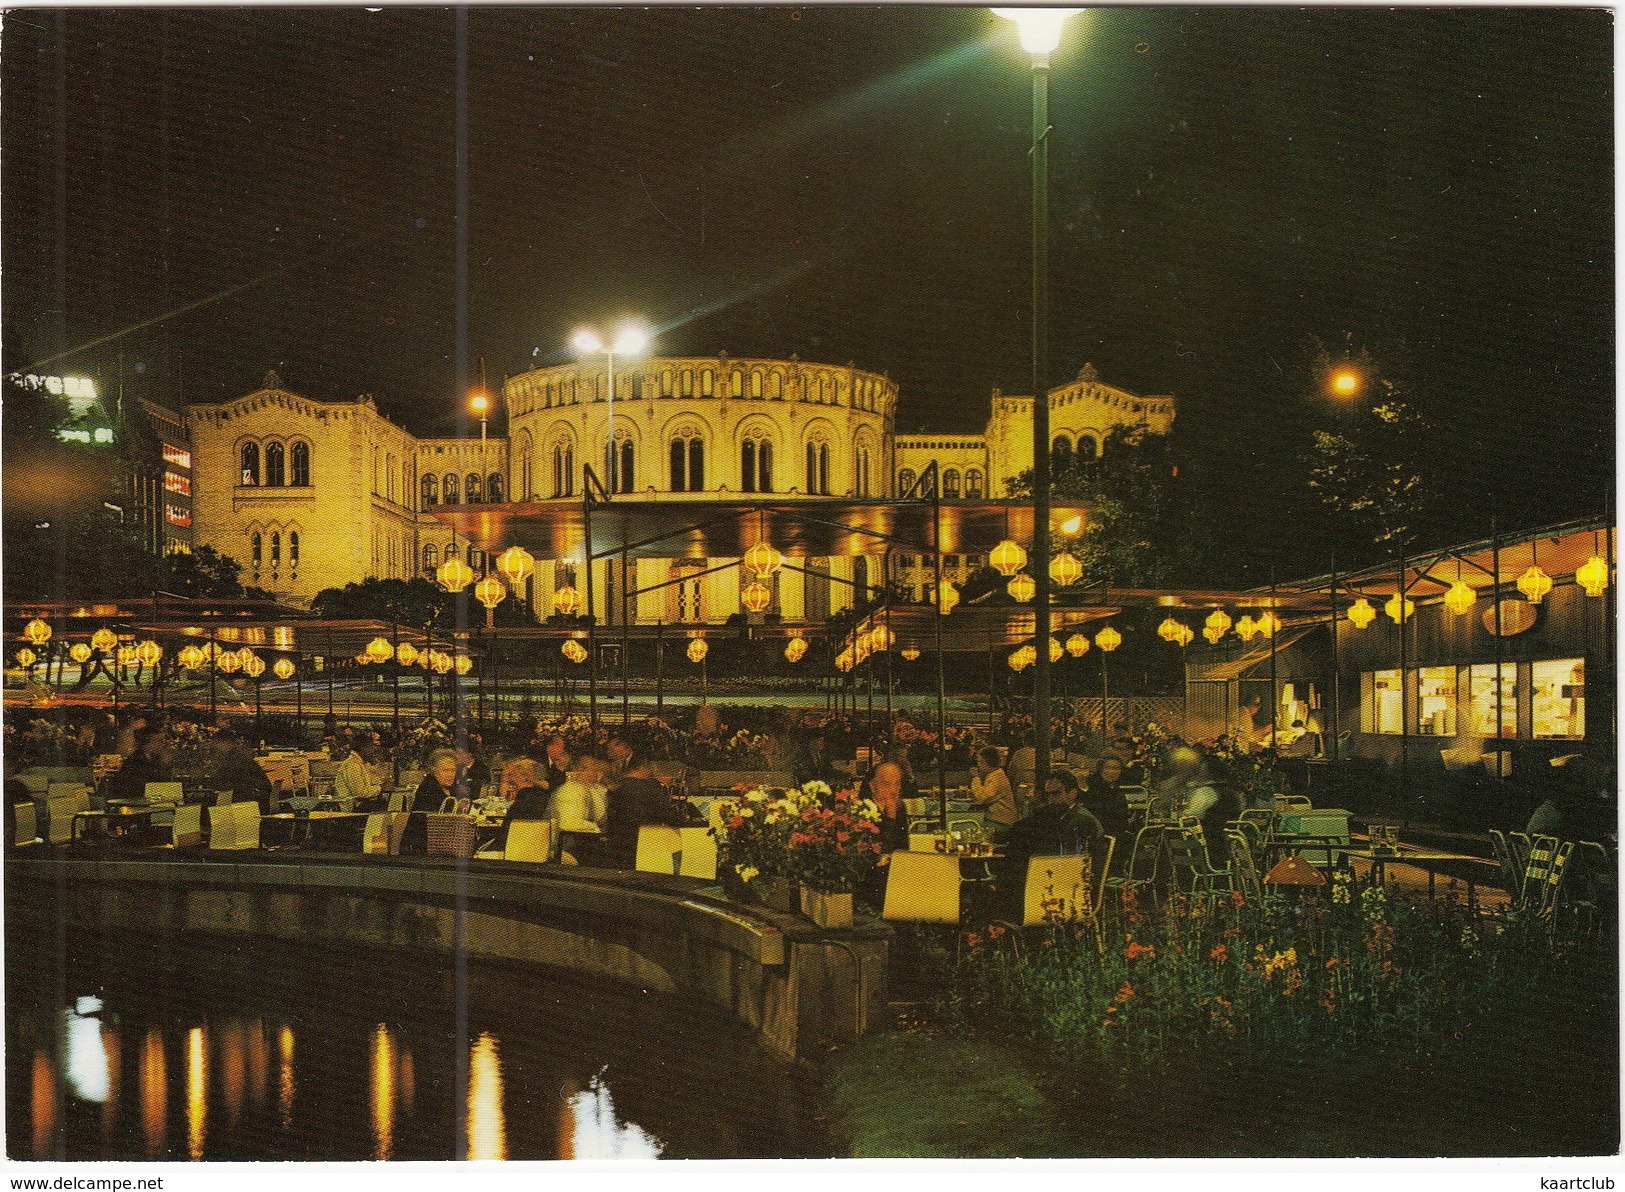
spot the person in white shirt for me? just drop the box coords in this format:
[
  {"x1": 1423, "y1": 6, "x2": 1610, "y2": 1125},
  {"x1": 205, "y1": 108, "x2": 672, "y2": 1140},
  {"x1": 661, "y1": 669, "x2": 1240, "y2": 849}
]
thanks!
[
  {"x1": 971, "y1": 746, "x2": 1018, "y2": 836},
  {"x1": 547, "y1": 756, "x2": 609, "y2": 864},
  {"x1": 333, "y1": 739, "x2": 384, "y2": 810}
]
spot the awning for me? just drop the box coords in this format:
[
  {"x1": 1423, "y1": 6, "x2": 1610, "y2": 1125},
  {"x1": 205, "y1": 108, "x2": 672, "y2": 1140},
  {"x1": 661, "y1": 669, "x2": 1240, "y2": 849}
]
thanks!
[{"x1": 1185, "y1": 625, "x2": 1320, "y2": 682}]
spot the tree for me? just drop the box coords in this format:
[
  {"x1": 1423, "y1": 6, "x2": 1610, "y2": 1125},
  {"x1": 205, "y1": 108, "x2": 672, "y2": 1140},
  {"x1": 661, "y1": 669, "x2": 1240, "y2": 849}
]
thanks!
[
  {"x1": 1304, "y1": 379, "x2": 1437, "y2": 555},
  {"x1": 310, "y1": 575, "x2": 529, "y2": 630},
  {"x1": 1005, "y1": 425, "x2": 1199, "y2": 587},
  {"x1": 161, "y1": 545, "x2": 272, "y2": 600}
]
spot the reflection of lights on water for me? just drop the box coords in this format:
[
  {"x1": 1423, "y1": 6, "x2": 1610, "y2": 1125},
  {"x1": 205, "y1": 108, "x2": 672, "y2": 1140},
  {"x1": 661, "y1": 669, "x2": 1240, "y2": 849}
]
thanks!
[
  {"x1": 399, "y1": 1046, "x2": 415, "y2": 1119},
  {"x1": 371, "y1": 1024, "x2": 396, "y2": 1160},
  {"x1": 141, "y1": 1029, "x2": 168, "y2": 1158},
  {"x1": 187, "y1": 1027, "x2": 207, "y2": 1160},
  {"x1": 277, "y1": 1026, "x2": 295, "y2": 1132},
  {"x1": 466, "y1": 1032, "x2": 507, "y2": 1161},
  {"x1": 247, "y1": 1018, "x2": 268, "y2": 1110},
  {"x1": 564, "y1": 1072, "x2": 663, "y2": 1160},
  {"x1": 100, "y1": 1025, "x2": 122, "y2": 1139},
  {"x1": 63, "y1": 997, "x2": 110, "y2": 1103},
  {"x1": 220, "y1": 1020, "x2": 246, "y2": 1125},
  {"x1": 32, "y1": 1049, "x2": 57, "y2": 1158}
]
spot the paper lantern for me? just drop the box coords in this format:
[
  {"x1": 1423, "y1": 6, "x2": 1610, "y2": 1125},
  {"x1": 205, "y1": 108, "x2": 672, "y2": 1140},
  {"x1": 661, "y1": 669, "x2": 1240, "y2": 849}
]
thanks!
[
  {"x1": 496, "y1": 545, "x2": 536, "y2": 586},
  {"x1": 135, "y1": 640, "x2": 163, "y2": 667},
  {"x1": 1235, "y1": 615, "x2": 1259, "y2": 643},
  {"x1": 899, "y1": 645, "x2": 921, "y2": 662},
  {"x1": 214, "y1": 649, "x2": 241, "y2": 674},
  {"x1": 115, "y1": 644, "x2": 137, "y2": 667},
  {"x1": 355, "y1": 652, "x2": 372, "y2": 666},
  {"x1": 273, "y1": 657, "x2": 297, "y2": 680},
  {"x1": 1048, "y1": 638, "x2": 1064, "y2": 663},
  {"x1": 1577, "y1": 555, "x2": 1610, "y2": 598},
  {"x1": 14, "y1": 648, "x2": 36, "y2": 668},
  {"x1": 937, "y1": 580, "x2": 960, "y2": 615},
  {"x1": 454, "y1": 654, "x2": 473, "y2": 675},
  {"x1": 1174, "y1": 624, "x2": 1196, "y2": 647},
  {"x1": 1346, "y1": 597, "x2": 1376, "y2": 629},
  {"x1": 1443, "y1": 580, "x2": 1477, "y2": 616},
  {"x1": 686, "y1": 637, "x2": 709, "y2": 664},
  {"x1": 23, "y1": 618, "x2": 51, "y2": 645},
  {"x1": 1202, "y1": 625, "x2": 1225, "y2": 645},
  {"x1": 71, "y1": 643, "x2": 94, "y2": 665},
  {"x1": 1204, "y1": 609, "x2": 1231, "y2": 637},
  {"x1": 1049, "y1": 550, "x2": 1083, "y2": 587},
  {"x1": 1065, "y1": 632, "x2": 1089, "y2": 657},
  {"x1": 1384, "y1": 592, "x2": 1414, "y2": 624},
  {"x1": 835, "y1": 651, "x2": 854, "y2": 672},
  {"x1": 474, "y1": 576, "x2": 507, "y2": 611},
  {"x1": 1516, "y1": 565, "x2": 1552, "y2": 605},
  {"x1": 366, "y1": 637, "x2": 394, "y2": 663},
  {"x1": 990, "y1": 539, "x2": 1027, "y2": 577},
  {"x1": 241, "y1": 653, "x2": 266, "y2": 678},
  {"x1": 1007, "y1": 573, "x2": 1036, "y2": 604},
  {"x1": 744, "y1": 541, "x2": 782, "y2": 579},
  {"x1": 562, "y1": 639, "x2": 588, "y2": 664},
  {"x1": 432, "y1": 652, "x2": 453, "y2": 674},
  {"x1": 436, "y1": 556, "x2": 476, "y2": 593},
  {"x1": 1095, "y1": 625, "x2": 1122, "y2": 652},
  {"x1": 1157, "y1": 617, "x2": 1185, "y2": 643},
  {"x1": 741, "y1": 581, "x2": 772, "y2": 614},
  {"x1": 91, "y1": 628, "x2": 117, "y2": 653},
  {"x1": 552, "y1": 584, "x2": 580, "y2": 616},
  {"x1": 785, "y1": 637, "x2": 809, "y2": 663},
  {"x1": 394, "y1": 641, "x2": 419, "y2": 667},
  {"x1": 1256, "y1": 611, "x2": 1281, "y2": 637}
]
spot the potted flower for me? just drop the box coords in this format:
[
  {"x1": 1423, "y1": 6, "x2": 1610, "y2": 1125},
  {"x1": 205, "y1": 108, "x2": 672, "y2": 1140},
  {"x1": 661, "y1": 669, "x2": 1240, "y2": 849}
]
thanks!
[
  {"x1": 711, "y1": 786, "x2": 801, "y2": 911},
  {"x1": 779, "y1": 783, "x2": 883, "y2": 929}
]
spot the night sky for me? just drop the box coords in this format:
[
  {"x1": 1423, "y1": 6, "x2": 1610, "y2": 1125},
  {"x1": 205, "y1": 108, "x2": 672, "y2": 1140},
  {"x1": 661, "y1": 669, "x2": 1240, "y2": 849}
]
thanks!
[{"x1": 3, "y1": 6, "x2": 1613, "y2": 574}]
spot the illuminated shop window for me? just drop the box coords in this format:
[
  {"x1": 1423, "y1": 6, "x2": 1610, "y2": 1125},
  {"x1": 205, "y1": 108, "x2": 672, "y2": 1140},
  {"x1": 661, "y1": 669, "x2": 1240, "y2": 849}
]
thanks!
[
  {"x1": 1532, "y1": 658, "x2": 1585, "y2": 740},
  {"x1": 1415, "y1": 666, "x2": 1457, "y2": 737},
  {"x1": 1466, "y1": 663, "x2": 1518, "y2": 739},
  {"x1": 1361, "y1": 669, "x2": 1403, "y2": 735}
]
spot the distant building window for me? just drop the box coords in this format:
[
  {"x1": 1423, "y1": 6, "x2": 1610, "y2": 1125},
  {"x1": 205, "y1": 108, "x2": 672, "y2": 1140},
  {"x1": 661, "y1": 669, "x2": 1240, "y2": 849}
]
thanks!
[
  {"x1": 443, "y1": 473, "x2": 459, "y2": 504},
  {"x1": 164, "y1": 504, "x2": 190, "y2": 527},
  {"x1": 270, "y1": 531, "x2": 282, "y2": 567},
  {"x1": 289, "y1": 531, "x2": 300, "y2": 567},
  {"x1": 251, "y1": 532, "x2": 262, "y2": 567},
  {"x1": 290, "y1": 441, "x2": 311, "y2": 486},
  {"x1": 897, "y1": 468, "x2": 916, "y2": 495},
  {"x1": 553, "y1": 443, "x2": 574, "y2": 497},
  {"x1": 1077, "y1": 435, "x2": 1099, "y2": 460},
  {"x1": 241, "y1": 443, "x2": 260, "y2": 486},
  {"x1": 265, "y1": 442, "x2": 286, "y2": 487},
  {"x1": 164, "y1": 471, "x2": 191, "y2": 497},
  {"x1": 488, "y1": 472, "x2": 504, "y2": 502},
  {"x1": 466, "y1": 473, "x2": 482, "y2": 503},
  {"x1": 943, "y1": 469, "x2": 961, "y2": 498},
  {"x1": 965, "y1": 469, "x2": 984, "y2": 498},
  {"x1": 163, "y1": 443, "x2": 192, "y2": 469},
  {"x1": 1052, "y1": 435, "x2": 1073, "y2": 469},
  {"x1": 671, "y1": 436, "x2": 705, "y2": 492},
  {"x1": 422, "y1": 474, "x2": 438, "y2": 508},
  {"x1": 741, "y1": 437, "x2": 773, "y2": 493},
  {"x1": 424, "y1": 544, "x2": 439, "y2": 572}
]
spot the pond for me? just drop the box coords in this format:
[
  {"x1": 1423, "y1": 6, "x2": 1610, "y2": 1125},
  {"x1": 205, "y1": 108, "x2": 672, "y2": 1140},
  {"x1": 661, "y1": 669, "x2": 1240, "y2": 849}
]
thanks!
[{"x1": 8, "y1": 926, "x2": 827, "y2": 1161}]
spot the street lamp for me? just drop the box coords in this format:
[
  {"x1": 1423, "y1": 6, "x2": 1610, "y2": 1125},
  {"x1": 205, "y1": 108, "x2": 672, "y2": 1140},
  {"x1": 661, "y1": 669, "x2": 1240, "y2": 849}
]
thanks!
[
  {"x1": 470, "y1": 391, "x2": 490, "y2": 443},
  {"x1": 995, "y1": 5, "x2": 1080, "y2": 796},
  {"x1": 572, "y1": 321, "x2": 652, "y2": 495}
]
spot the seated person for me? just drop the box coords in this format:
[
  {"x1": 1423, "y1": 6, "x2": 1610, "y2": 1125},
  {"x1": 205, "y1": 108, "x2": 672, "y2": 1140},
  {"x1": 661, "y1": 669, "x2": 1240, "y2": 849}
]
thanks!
[
  {"x1": 105, "y1": 726, "x2": 173, "y2": 804},
  {"x1": 1079, "y1": 755, "x2": 1133, "y2": 843},
  {"x1": 547, "y1": 756, "x2": 609, "y2": 864},
  {"x1": 604, "y1": 753, "x2": 686, "y2": 868},
  {"x1": 490, "y1": 757, "x2": 550, "y2": 852},
  {"x1": 456, "y1": 742, "x2": 491, "y2": 796},
  {"x1": 998, "y1": 769, "x2": 1104, "y2": 896},
  {"x1": 415, "y1": 749, "x2": 463, "y2": 813},
  {"x1": 970, "y1": 746, "x2": 1019, "y2": 838},
  {"x1": 333, "y1": 736, "x2": 385, "y2": 810},
  {"x1": 210, "y1": 728, "x2": 276, "y2": 813}
]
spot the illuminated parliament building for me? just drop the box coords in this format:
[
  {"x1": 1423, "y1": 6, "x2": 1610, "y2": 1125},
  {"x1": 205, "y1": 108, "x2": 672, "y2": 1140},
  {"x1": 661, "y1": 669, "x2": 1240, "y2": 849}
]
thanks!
[{"x1": 185, "y1": 357, "x2": 1174, "y2": 623}]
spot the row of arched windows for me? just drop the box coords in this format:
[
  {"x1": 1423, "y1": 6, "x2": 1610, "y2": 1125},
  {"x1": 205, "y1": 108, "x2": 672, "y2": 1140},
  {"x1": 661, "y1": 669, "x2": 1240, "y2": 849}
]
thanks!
[
  {"x1": 1052, "y1": 434, "x2": 1100, "y2": 465},
  {"x1": 422, "y1": 543, "x2": 491, "y2": 574},
  {"x1": 422, "y1": 472, "x2": 505, "y2": 510},
  {"x1": 248, "y1": 529, "x2": 301, "y2": 570},
  {"x1": 241, "y1": 440, "x2": 310, "y2": 487},
  {"x1": 894, "y1": 468, "x2": 985, "y2": 498},
  {"x1": 535, "y1": 367, "x2": 889, "y2": 409}
]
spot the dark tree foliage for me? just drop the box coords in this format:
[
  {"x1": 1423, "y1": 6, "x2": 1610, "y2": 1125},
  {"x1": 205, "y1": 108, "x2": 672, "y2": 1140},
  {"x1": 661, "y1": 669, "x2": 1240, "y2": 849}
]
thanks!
[
  {"x1": 1304, "y1": 380, "x2": 1439, "y2": 557},
  {"x1": 310, "y1": 575, "x2": 527, "y2": 630}
]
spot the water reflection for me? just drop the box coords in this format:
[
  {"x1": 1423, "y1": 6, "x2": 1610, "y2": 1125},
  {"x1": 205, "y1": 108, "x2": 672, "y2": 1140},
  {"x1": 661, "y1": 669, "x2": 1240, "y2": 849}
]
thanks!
[
  {"x1": 9, "y1": 936, "x2": 820, "y2": 1161},
  {"x1": 371, "y1": 1024, "x2": 395, "y2": 1160},
  {"x1": 140, "y1": 1029, "x2": 167, "y2": 1158},
  {"x1": 186, "y1": 1026, "x2": 207, "y2": 1160},
  {"x1": 466, "y1": 1032, "x2": 506, "y2": 1161},
  {"x1": 563, "y1": 1073, "x2": 664, "y2": 1160}
]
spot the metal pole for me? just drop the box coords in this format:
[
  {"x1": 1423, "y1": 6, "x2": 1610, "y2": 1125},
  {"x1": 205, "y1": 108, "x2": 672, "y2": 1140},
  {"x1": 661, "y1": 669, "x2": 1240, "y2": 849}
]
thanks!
[
  {"x1": 1269, "y1": 569, "x2": 1280, "y2": 746},
  {"x1": 1329, "y1": 556, "x2": 1341, "y2": 761},
  {"x1": 655, "y1": 620, "x2": 665, "y2": 720},
  {"x1": 1027, "y1": 48, "x2": 1054, "y2": 799},
  {"x1": 585, "y1": 490, "x2": 597, "y2": 735},
  {"x1": 621, "y1": 545, "x2": 631, "y2": 728},
  {"x1": 1396, "y1": 554, "x2": 1410, "y2": 817},
  {"x1": 933, "y1": 473, "x2": 949, "y2": 823}
]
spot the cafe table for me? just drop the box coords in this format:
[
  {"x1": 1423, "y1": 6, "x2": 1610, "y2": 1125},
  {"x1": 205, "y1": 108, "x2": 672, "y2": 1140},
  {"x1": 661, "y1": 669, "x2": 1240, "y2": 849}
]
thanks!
[
  {"x1": 71, "y1": 805, "x2": 159, "y2": 843},
  {"x1": 263, "y1": 810, "x2": 369, "y2": 849},
  {"x1": 1336, "y1": 845, "x2": 1499, "y2": 909}
]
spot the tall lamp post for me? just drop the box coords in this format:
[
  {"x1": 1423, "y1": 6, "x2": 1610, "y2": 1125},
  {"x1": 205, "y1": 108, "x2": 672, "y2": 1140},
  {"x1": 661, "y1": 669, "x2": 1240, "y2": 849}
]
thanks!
[
  {"x1": 995, "y1": 6, "x2": 1080, "y2": 796},
  {"x1": 572, "y1": 321, "x2": 651, "y2": 495}
]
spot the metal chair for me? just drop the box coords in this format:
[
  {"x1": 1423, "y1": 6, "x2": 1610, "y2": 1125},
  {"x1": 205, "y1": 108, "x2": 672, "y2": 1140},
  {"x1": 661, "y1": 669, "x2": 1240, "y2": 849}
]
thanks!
[
  {"x1": 1488, "y1": 829, "x2": 1522, "y2": 899},
  {"x1": 1517, "y1": 835, "x2": 1560, "y2": 914},
  {"x1": 881, "y1": 850, "x2": 962, "y2": 924},
  {"x1": 1022, "y1": 853, "x2": 1094, "y2": 928},
  {"x1": 1103, "y1": 823, "x2": 1168, "y2": 904},
  {"x1": 1167, "y1": 826, "x2": 1235, "y2": 897},
  {"x1": 1558, "y1": 840, "x2": 1615, "y2": 940},
  {"x1": 1506, "y1": 831, "x2": 1534, "y2": 900}
]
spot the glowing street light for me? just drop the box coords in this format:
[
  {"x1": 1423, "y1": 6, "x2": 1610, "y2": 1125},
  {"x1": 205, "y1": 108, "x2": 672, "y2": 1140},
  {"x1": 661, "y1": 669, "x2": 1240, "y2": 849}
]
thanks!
[
  {"x1": 470, "y1": 391, "x2": 491, "y2": 443},
  {"x1": 573, "y1": 321, "x2": 652, "y2": 496}
]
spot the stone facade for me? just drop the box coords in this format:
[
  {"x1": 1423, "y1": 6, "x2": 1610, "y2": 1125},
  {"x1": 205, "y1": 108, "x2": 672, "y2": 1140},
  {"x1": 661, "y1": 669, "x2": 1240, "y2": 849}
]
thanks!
[{"x1": 186, "y1": 359, "x2": 1173, "y2": 618}]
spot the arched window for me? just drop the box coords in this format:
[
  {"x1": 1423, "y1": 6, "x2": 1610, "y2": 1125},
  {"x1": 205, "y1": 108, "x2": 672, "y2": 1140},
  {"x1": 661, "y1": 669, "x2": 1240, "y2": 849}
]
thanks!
[
  {"x1": 808, "y1": 443, "x2": 820, "y2": 493},
  {"x1": 422, "y1": 474, "x2": 438, "y2": 508},
  {"x1": 251, "y1": 532, "x2": 262, "y2": 567},
  {"x1": 265, "y1": 441, "x2": 286, "y2": 487},
  {"x1": 701, "y1": 369, "x2": 714, "y2": 396},
  {"x1": 443, "y1": 473, "x2": 459, "y2": 504},
  {"x1": 670, "y1": 435, "x2": 706, "y2": 492},
  {"x1": 750, "y1": 371, "x2": 763, "y2": 398},
  {"x1": 552, "y1": 443, "x2": 574, "y2": 497},
  {"x1": 488, "y1": 472, "x2": 503, "y2": 502},
  {"x1": 965, "y1": 469, "x2": 984, "y2": 498},
  {"x1": 739, "y1": 436, "x2": 773, "y2": 492},
  {"x1": 768, "y1": 372, "x2": 782, "y2": 399},
  {"x1": 1052, "y1": 435, "x2": 1073, "y2": 469},
  {"x1": 682, "y1": 369, "x2": 694, "y2": 395},
  {"x1": 241, "y1": 442, "x2": 260, "y2": 486},
  {"x1": 731, "y1": 370, "x2": 744, "y2": 397},
  {"x1": 466, "y1": 473, "x2": 482, "y2": 503},
  {"x1": 424, "y1": 544, "x2": 438, "y2": 573},
  {"x1": 616, "y1": 440, "x2": 635, "y2": 493},
  {"x1": 741, "y1": 439, "x2": 756, "y2": 492},
  {"x1": 816, "y1": 443, "x2": 829, "y2": 494},
  {"x1": 290, "y1": 441, "x2": 311, "y2": 486},
  {"x1": 943, "y1": 469, "x2": 961, "y2": 498},
  {"x1": 897, "y1": 468, "x2": 917, "y2": 495},
  {"x1": 289, "y1": 531, "x2": 300, "y2": 567},
  {"x1": 1077, "y1": 435, "x2": 1099, "y2": 460},
  {"x1": 520, "y1": 450, "x2": 533, "y2": 499},
  {"x1": 270, "y1": 531, "x2": 282, "y2": 566}
]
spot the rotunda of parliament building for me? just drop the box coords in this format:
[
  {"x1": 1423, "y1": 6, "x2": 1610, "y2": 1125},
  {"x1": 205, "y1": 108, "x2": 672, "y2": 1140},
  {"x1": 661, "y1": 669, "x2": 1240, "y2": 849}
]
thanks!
[{"x1": 185, "y1": 355, "x2": 1173, "y2": 627}]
